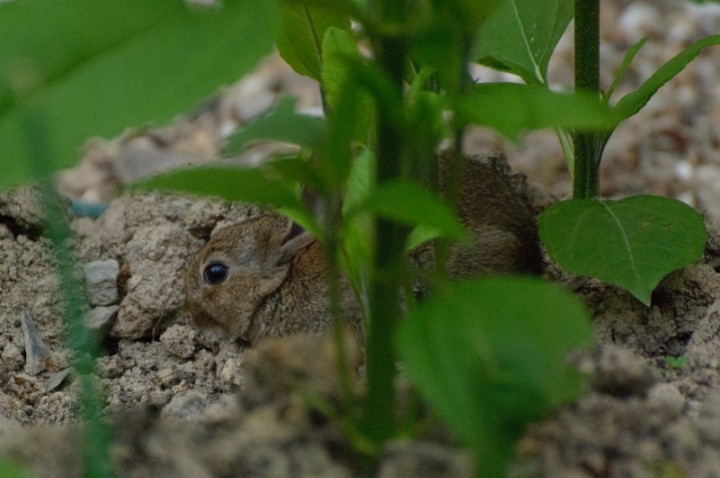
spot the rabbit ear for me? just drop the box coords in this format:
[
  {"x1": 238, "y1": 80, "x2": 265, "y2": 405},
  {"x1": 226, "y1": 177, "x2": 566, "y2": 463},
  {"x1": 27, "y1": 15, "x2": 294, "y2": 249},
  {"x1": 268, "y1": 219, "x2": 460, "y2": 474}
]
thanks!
[{"x1": 275, "y1": 220, "x2": 315, "y2": 266}]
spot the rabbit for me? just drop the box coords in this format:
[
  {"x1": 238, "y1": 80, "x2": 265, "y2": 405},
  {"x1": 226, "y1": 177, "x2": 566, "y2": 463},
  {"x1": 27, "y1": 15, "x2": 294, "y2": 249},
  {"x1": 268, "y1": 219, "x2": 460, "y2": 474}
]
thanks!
[
  {"x1": 184, "y1": 153, "x2": 543, "y2": 345},
  {"x1": 185, "y1": 215, "x2": 362, "y2": 345}
]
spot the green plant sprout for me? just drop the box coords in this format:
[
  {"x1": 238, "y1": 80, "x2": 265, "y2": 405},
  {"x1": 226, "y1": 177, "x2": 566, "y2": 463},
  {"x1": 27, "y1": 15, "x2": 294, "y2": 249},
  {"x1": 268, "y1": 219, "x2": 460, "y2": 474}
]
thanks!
[
  {"x1": 1, "y1": 1, "x2": 716, "y2": 477},
  {"x1": 666, "y1": 355, "x2": 689, "y2": 370}
]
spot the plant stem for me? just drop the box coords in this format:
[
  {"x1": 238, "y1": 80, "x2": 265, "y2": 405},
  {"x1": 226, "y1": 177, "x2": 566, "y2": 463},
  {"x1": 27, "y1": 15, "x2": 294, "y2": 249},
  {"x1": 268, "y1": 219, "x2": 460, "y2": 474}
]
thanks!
[
  {"x1": 322, "y1": 195, "x2": 355, "y2": 419},
  {"x1": 363, "y1": 1, "x2": 409, "y2": 445},
  {"x1": 573, "y1": 0, "x2": 600, "y2": 199},
  {"x1": 22, "y1": 110, "x2": 113, "y2": 478}
]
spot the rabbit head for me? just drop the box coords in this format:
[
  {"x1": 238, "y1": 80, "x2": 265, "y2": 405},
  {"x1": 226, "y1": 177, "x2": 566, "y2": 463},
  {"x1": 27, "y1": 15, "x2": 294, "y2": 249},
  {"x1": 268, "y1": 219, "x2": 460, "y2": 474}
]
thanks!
[{"x1": 184, "y1": 214, "x2": 316, "y2": 344}]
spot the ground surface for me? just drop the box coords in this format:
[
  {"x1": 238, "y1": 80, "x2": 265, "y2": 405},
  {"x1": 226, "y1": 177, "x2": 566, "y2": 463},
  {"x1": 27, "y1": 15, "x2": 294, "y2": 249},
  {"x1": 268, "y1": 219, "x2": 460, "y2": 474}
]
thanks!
[{"x1": 2, "y1": 0, "x2": 720, "y2": 476}]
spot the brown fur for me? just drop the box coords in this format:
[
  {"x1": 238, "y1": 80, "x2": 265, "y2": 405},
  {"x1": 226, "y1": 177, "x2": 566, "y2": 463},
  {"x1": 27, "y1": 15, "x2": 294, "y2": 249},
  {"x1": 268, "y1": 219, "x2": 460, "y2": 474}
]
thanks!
[
  {"x1": 185, "y1": 154, "x2": 542, "y2": 344},
  {"x1": 185, "y1": 215, "x2": 360, "y2": 344}
]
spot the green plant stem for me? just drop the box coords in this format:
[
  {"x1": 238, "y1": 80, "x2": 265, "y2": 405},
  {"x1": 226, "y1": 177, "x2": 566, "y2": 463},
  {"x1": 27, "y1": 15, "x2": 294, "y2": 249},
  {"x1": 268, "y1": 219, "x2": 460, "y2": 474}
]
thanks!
[
  {"x1": 573, "y1": 0, "x2": 600, "y2": 199},
  {"x1": 322, "y1": 195, "x2": 355, "y2": 419},
  {"x1": 22, "y1": 110, "x2": 113, "y2": 478},
  {"x1": 363, "y1": 1, "x2": 410, "y2": 445}
]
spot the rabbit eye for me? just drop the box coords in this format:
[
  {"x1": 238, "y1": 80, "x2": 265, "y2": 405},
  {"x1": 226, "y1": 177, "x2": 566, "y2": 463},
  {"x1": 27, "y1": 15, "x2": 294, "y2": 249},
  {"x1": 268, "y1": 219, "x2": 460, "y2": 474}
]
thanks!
[{"x1": 203, "y1": 261, "x2": 228, "y2": 285}]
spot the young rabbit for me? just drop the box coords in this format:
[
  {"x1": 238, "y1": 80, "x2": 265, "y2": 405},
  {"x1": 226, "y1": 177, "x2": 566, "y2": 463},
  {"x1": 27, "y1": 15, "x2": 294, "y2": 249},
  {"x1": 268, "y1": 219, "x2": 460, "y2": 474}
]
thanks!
[
  {"x1": 185, "y1": 154, "x2": 542, "y2": 345},
  {"x1": 185, "y1": 215, "x2": 361, "y2": 345}
]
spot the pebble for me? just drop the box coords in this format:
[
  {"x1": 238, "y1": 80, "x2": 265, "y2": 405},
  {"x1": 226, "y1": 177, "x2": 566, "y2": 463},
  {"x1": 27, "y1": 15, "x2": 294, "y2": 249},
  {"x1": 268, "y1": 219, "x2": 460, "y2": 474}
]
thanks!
[
  {"x1": 160, "y1": 325, "x2": 197, "y2": 360},
  {"x1": 21, "y1": 310, "x2": 50, "y2": 376},
  {"x1": 220, "y1": 358, "x2": 244, "y2": 391},
  {"x1": 83, "y1": 305, "x2": 119, "y2": 337},
  {"x1": 592, "y1": 344, "x2": 657, "y2": 396},
  {"x1": 161, "y1": 391, "x2": 209, "y2": 420},
  {"x1": 646, "y1": 383, "x2": 685, "y2": 418},
  {"x1": 43, "y1": 369, "x2": 71, "y2": 393},
  {"x1": 1, "y1": 343, "x2": 23, "y2": 371},
  {"x1": 83, "y1": 259, "x2": 120, "y2": 306}
]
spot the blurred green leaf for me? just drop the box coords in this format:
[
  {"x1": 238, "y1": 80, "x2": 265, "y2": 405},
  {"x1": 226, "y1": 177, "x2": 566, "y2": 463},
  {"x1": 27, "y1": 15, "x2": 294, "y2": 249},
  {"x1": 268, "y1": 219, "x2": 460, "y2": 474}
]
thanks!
[
  {"x1": 363, "y1": 180, "x2": 467, "y2": 241},
  {"x1": 339, "y1": 148, "x2": 374, "y2": 300},
  {"x1": 398, "y1": 276, "x2": 593, "y2": 478},
  {"x1": 0, "y1": 458, "x2": 31, "y2": 478},
  {"x1": 275, "y1": 1, "x2": 350, "y2": 80},
  {"x1": 322, "y1": 26, "x2": 374, "y2": 143},
  {"x1": 319, "y1": 27, "x2": 374, "y2": 186},
  {"x1": 0, "y1": 0, "x2": 278, "y2": 187},
  {"x1": 224, "y1": 96, "x2": 326, "y2": 153},
  {"x1": 265, "y1": 155, "x2": 327, "y2": 191},
  {"x1": 613, "y1": 35, "x2": 720, "y2": 122},
  {"x1": 411, "y1": 0, "x2": 500, "y2": 91},
  {"x1": 474, "y1": 0, "x2": 573, "y2": 84},
  {"x1": 457, "y1": 83, "x2": 617, "y2": 140},
  {"x1": 137, "y1": 164, "x2": 302, "y2": 209},
  {"x1": 539, "y1": 196, "x2": 707, "y2": 305}
]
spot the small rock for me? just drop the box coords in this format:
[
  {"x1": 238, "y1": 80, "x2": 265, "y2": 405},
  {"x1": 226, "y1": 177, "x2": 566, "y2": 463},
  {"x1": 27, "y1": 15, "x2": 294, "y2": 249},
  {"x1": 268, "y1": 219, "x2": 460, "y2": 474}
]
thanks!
[
  {"x1": 378, "y1": 441, "x2": 473, "y2": 478},
  {"x1": 84, "y1": 305, "x2": 119, "y2": 337},
  {"x1": 43, "y1": 369, "x2": 72, "y2": 393},
  {"x1": 592, "y1": 345, "x2": 657, "y2": 396},
  {"x1": 83, "y1": 259, "x2": 120, "y2": 306},
  {"x1": 21, "y1": 310, "x2": 51, "y2": 376},
  {"x1": 220, "y1": 358, "x2": 244, "y2": 391},
  {"x1": 646, "y1": 383, "x2": 685, "y2": 418},
  {"x1": 160, "y1": 325, "x2": 196, "y2": 359},
  {"x1": 161, "y1": 391, "x2": 209, "y2": 420},
  {"x1": 1, "y1": 343, "x2": 24, "y2": 371}
]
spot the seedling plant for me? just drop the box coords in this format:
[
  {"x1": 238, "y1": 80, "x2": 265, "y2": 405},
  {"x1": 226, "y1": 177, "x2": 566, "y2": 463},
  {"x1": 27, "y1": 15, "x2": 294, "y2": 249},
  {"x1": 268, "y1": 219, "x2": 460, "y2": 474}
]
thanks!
[{"x1": 1, "y1": 0, "x2": 717, "y2": 476}]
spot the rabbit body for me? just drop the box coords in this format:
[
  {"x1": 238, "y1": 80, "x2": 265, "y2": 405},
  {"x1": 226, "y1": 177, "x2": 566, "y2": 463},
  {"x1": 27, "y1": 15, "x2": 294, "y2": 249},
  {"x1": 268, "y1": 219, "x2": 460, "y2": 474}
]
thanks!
[{"x1": 185, "y1": 154, "x2": 542, "y2": 344}]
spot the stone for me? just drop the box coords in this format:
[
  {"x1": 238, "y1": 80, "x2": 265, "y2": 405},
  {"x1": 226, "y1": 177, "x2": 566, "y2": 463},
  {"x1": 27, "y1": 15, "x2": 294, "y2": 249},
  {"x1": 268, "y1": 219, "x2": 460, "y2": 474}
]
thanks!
[
  {"x1": 83, "y1": 305, "x2": 119, "y2": 337},
  {"x1": 83, "y1": 259, "x2": 120, "y2": 306}
]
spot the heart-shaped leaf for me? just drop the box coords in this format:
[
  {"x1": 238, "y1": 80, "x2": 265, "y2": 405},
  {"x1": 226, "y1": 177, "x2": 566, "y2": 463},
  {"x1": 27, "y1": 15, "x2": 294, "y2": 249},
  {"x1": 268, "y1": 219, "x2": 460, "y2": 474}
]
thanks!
[
  {"x1": 397, "y1": 276, "x2": 593, "y2": 478},
  {"x1": 539, "y1": 195, "x2": 707, "y2": 304}
]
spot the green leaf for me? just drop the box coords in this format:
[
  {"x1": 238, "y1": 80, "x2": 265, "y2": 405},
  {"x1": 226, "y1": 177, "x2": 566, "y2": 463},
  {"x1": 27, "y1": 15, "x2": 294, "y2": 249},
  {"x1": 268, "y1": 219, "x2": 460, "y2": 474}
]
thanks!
[
  {"x1": 321, "y1": 26, "x2": 374, "y2": 142},
  {"x1": 137, "y1": 164, "x2": 301, "y2": 209},
  {"x1": 275, "y1": 2, "x2": 350, "y2": 81},
  {"x1": 539, "y1": 196, "x2": 707, "y2": 305},
  {"x1": 410, "y1": 0, "x2": 500, "y2": 91},
  {"x1": 604, "y1": 37, "x2": 649, "y2": 101},
  {"x1": 265, "y1": 155, "x2": 327, "y2": 191},
  {"x1": 0, "y1": 459, "x2": 31, "y2": 478},
  {"x1": 319, "y1": 27, "x2": 374, "y2": 186},
  {"x1": 224, "y1": 96, "x2": 326, "y2": 153},
  {"x1": 398, "y1": 276, "x2": 593, "y2": 478},
  {"x1": 474, "y1": 0, "x2": 573, "y2": 84},
  {"x1": 363, "y1": 180, "x2": 467, "y2": 241},
  {"x1": 614, "y1": 35, "x2": 720, "y2": 121},
  {"x1": 457, "y1": 83, "x2": 617, "y2": 141},
  {"x1": 0, "y1": 0, "x2": 278, "y2": 187}
]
